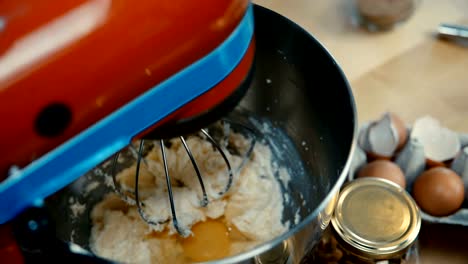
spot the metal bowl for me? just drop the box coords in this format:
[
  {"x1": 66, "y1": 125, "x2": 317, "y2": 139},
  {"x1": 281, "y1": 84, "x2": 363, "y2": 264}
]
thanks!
[{"x1": 42, "y1": 5, "x2": 357, "y2": 264}]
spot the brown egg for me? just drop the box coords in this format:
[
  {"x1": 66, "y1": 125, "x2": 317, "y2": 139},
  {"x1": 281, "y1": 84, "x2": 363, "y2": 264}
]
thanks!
[
  {"x1": 413, "y1": 167, "x2": 464, "y2": 217},
  {"x1": 357, "y1": 160, "x2": 406, "y2": 188}
]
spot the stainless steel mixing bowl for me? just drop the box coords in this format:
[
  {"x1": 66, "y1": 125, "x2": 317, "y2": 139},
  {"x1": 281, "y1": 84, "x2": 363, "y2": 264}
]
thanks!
[{"x1": 42, "y1": 5, "x2": 357, "y2": 264}]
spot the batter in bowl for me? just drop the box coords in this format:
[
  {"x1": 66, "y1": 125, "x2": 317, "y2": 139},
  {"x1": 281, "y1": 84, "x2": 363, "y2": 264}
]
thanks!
[{"x1": 89, "y1": 129, "x2": 291, "y2": 263}]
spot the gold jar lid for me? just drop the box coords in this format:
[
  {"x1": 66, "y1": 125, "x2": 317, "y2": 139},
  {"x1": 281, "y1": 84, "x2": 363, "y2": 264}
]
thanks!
[{"x1": 331, "y1": 177, "x2": 421, "y2": 259}]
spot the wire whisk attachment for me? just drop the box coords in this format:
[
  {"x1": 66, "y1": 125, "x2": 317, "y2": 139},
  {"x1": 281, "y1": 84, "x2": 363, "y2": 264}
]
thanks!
[{"x1": 110, "y1": 119, "x2": 257, "y2": 237}]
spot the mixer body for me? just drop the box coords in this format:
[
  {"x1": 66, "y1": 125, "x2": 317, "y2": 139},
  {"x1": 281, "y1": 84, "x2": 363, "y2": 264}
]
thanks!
[
  {"x1": 0, "y1": 2, "x2": 357, "y2": 264},
  {"x1": 0, "y1": 0, "x2": 254, "y2": 216},
  {"x1": 0, "y1": 0, "x2": 254, "y2": 262},
  {"x1": 0, "y1": 0, "x2": 252, "y2": 178}
]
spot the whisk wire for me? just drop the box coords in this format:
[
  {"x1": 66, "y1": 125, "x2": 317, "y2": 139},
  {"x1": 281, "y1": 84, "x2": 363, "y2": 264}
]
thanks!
[
  {"x1": 111, "y1": 152, "x2": 136, "y2": 205},
  {"x1": 134, "y1": 140, "x2": 169, "y2": 226},
  {"x1": 200, "y1": 129, "x2": 233, "y2": 196},
  {"x1": 221, "y1": 119, "x2": 258, "y2": 174},
  {"x1": 110, "y1": 119, "x2": 257, "y2": 236},
  {"x1": 180, "y1": 136, "x2": 209, "y2": 207},
  {"x1": 160, "y1": 139, "x2": 190, "y2": 237}
]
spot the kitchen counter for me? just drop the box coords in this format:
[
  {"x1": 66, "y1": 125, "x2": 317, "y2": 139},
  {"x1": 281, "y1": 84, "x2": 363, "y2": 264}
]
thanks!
[{"x1": 254, "y1": 0, "x2": 468, "y2": 263}]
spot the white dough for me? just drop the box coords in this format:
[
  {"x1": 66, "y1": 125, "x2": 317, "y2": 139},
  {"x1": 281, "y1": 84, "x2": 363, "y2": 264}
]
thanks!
[{"x1": 90, "y1": 132, "x2": 290, "y2": 264}]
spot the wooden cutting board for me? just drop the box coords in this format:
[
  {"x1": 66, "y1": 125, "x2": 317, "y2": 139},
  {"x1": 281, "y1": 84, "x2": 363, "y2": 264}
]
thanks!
[{"x1": 352, "y1": 35, "x2": 468, "y2": 133}]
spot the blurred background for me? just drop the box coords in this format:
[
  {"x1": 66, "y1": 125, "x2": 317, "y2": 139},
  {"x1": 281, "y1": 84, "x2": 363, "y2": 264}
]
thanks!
[{"x1": 256, "y1": 0, "x2": 468, "y2": 130}]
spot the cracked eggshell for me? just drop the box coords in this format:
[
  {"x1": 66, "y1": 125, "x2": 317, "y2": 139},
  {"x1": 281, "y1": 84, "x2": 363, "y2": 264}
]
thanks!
[
  {"x1": 410, "y1": 116, "x2": 461, "y2": 167},
  {"x1": 358, "y1": 123, "x2": 389, "y2": 160},
  {"x1": 451, "y1": 146, "x2": 468, "y2": 199},
  {"x1": 389, "y1": 112, "x2": 408, "y2": 151},
  {"x1": 395, "y1": 138, "x2": 425, "y2": 191},
  {"x1": 358, "y1": 123, "x2": 371, "y2": 150},
  {"x1": 368, "y1": 113, "x2": 398, "y2": 157},
  {"x1": 358, "y1": 113, "x2": 407, "y2": 160}
]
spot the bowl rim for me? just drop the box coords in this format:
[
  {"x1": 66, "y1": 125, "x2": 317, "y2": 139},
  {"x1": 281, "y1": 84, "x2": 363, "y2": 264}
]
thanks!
[
  {"x1": 69, "y1": 3, "x2": 358, "y2": 264},
  {"x1": 197, "y1": 4, "x2": 358, "y2": 264}
]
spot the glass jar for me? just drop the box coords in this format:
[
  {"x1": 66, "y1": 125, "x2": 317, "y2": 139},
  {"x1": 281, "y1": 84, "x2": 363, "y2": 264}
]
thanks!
[
  {"x1": 302, "y1": 177, "x2": 421, "y2": 263},
  {"x1": 352, "y1": 0, "x2": 420, "y2": 31}
]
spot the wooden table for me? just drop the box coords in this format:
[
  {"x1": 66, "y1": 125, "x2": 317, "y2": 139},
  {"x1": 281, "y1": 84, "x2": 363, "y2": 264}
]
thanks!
[{"x1": 254, "y1": 0, "x2": 468, "y2": 263}]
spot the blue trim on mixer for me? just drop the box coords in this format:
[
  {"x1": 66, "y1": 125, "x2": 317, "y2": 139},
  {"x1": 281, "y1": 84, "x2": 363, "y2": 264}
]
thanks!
[{"x1": 0, "y1": 4, "x2": 254, "y2": 224}]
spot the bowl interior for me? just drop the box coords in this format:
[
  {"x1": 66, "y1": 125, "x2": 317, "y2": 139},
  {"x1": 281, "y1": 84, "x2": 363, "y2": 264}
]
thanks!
[{"x1": 44, "y1": 4, "x2": 356, "y2": 263}]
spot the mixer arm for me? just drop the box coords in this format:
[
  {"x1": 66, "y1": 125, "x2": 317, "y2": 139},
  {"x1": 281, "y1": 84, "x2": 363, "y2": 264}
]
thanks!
[
  {"x1": 0, "y1": 2, "x2": 255, "y2": 262},
  {"x1": 0, "y1": 5, "x2": 254, "y2": 226}
]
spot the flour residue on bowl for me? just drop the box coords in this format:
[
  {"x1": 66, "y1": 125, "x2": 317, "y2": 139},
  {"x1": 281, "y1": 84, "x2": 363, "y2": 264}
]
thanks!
[
  {"x1": 70, "y1": 201, "x2": 86, "y2": 218},
  {"x1": 89, "y1": 128, "x2": 292, "y2": 263}
]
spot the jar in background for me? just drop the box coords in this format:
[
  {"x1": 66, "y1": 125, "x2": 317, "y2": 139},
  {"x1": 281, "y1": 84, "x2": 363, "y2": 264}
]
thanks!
[
  {"x1": 302, "y1": 177, "x2": 421, "y2": 263},
  {"x1": 352, "y1": 0, "x2": 420, "y2": 31}
]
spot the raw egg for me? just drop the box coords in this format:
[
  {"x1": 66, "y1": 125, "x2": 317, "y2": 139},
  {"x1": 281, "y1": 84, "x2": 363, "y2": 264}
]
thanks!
[
  {"x1": 357, "y1": 160, "x2": 406, "y2": 188},
  {"x1": 413, "y1": 167, "x2": 464, "y2": 216},
  {"x1": 181, "y1": 219, "x2": 231, "y2": 262}
]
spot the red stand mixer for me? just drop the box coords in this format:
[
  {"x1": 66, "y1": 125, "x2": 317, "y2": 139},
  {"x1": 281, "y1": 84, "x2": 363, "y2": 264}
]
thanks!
[{"x1": 0, "y1": 0, "x2": 255, "y2": 262}]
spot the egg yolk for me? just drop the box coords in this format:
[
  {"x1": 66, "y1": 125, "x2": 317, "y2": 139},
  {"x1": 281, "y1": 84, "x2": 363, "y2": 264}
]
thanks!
[{"x1": 181, "y1": 219, "x2": 231, "y2": 262}]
